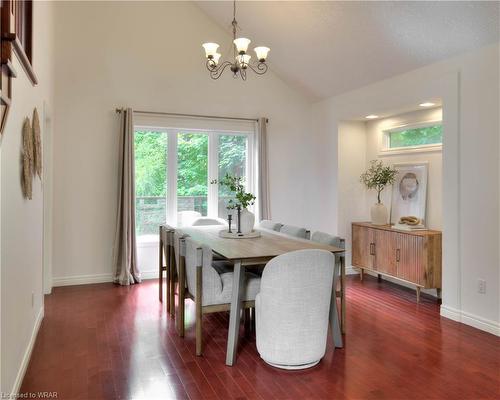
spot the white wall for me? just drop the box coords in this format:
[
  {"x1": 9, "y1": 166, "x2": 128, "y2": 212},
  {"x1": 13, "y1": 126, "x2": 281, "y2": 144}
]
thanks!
[
  {"x1": 337, "y1": 121, "x2": 368, "y2": 267},
  {"x1": 51, "y1": 1, "x2": 316, "y2": 282},
  {"x1": 313, "y1": 43, "x2": 499, "y2": 335},
  {"x1": 365, "y1": 107, "x2": 443, "y2": 230},
  {"x1": 0, "y1": 1, "x2": 55, "y2": 393}
]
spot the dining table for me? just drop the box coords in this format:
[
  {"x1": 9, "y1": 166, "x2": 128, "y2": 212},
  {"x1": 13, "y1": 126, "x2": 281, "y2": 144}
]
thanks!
[{"x1": 179, "y1": 225, "x2": 345, "y2": 366}]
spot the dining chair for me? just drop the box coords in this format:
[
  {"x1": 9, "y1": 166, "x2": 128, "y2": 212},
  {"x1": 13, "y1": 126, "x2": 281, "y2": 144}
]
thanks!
[
  {"x1": 311, "y1": 231, "x2": 346, "y2": 334},
  {"x1": 173, "y1": 228, "x2": 233, "y2": 327},
  {"x1": 279, "y1": 224, "x2": 310, "y2": 239},
  {"x1": 255, "y1": 249, "x2": 341, "y2": 369},
  {"x1": 177, "y1": 210, "x2": 202, "y2": 227},
  {"x1": 159, "y1": 224, "x2": 175, "y2": 308},
  {"x1": 180, "y1": 237, "x2": 261, "y2": 355},
  {"x1": 259, "y1": 219, "x2": 282, "y2": 231}
]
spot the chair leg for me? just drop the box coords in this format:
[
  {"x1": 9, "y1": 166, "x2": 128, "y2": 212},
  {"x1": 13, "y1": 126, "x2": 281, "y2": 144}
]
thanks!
[
  {"x1": 159, "y1": 228, "x2": 163, "y2": 302},
  {"x1": 177, "y1": 255, "x2": 185, "y2": 337},
  {"x1": 166, "y1": 246, "x2": 171, "y2": 313},
  {"x1": 169, "y1": 247, "x2": 176, "y2": 318},
  {"x1": 244, "y1": 307, "x2": 251, "y2": 337},
  {"x1": 251, "y1": 307, "x2": 256, "y2": 331},
  {"x1": 195, "y1": 265, "x2": 203, "y2": 356}
]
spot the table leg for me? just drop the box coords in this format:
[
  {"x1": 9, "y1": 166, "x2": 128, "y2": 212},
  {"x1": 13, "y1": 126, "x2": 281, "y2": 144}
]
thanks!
[
  {"x1": 330, "y1": 272, "x2": 343, "y2": 349},
  {"x1": 226, "y1": 260, "x2": 245, "y2": 366},
  {"x1": 341, "y1": 255, "x2": 346, "y2": 335}
]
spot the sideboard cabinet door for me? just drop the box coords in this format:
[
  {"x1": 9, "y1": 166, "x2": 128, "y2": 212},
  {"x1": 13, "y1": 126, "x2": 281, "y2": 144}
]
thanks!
[
  {"x1": 352, "y1": 225, "x2": 375, "y2": 270},
  {"x1": 374, "y1": 229, "x2": 398, "y2": 276},
  {"x1": 397, "y1": 234, "x2": 425, "y2": 286}
]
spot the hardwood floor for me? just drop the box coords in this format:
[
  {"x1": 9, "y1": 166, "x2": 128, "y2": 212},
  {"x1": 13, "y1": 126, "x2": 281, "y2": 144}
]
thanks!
[{"x1": 21, "y1": 275, "x2": 499, "y2": 400}]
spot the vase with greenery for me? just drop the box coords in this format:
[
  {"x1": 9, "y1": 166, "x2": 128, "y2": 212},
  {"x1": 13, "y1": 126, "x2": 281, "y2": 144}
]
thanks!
[
  {"x1": 211, "y1": 174, "x2": 256, "y2": 233},
  {"x1": 360, "y1": 160, "x2": 397, "y2": 225}
]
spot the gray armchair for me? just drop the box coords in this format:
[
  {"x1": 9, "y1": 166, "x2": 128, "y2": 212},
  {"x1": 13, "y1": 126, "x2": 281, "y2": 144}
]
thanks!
[
  {"x1": 255, "y1": 249, "x2": 341, "y2": 369},
  {"x1": 180, "y1": 237, "x2": 261, "y2": 355}
]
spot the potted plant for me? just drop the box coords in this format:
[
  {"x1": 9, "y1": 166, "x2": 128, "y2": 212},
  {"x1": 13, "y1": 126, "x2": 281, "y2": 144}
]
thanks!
[
  {"x1": 360, "y1": 160, "x2": 397, "y2": 225},
  {"x1": 211, "y1": 174, "x2": 256, "y2": 234}
]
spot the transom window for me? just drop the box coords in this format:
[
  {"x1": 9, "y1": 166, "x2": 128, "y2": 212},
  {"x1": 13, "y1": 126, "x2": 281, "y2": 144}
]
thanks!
[
  {"x1": 381, "y1": 121, "x2": 442, "y2": 154},
  {"x1": 134, "y1": 127, "x2": 254, "y2": 237}
]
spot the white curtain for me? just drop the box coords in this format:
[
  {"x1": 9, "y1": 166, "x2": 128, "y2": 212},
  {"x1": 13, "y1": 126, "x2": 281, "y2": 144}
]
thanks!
[
  {"x1": 113, "y1": 108, "x2": 141, "y2": 285},
  {"x1": 257, "y1": 117, "x2": 270, "y2": 220}
]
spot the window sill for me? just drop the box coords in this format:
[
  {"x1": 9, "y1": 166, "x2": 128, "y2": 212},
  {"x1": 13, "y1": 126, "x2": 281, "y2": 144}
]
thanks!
[{"x1": 379, "y1": 144, "x2": 442, "y2": 157}]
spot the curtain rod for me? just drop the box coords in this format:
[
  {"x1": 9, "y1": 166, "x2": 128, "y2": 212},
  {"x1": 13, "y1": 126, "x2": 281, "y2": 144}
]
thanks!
[{"x1": 115, "y1": 108, "x2": 267, "y2": 123}]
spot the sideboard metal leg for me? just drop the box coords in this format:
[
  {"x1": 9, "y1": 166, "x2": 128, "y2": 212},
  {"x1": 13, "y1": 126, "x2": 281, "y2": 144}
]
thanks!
[{"x1": 416, "y1": 287, "x2": 421, "y2": 303}]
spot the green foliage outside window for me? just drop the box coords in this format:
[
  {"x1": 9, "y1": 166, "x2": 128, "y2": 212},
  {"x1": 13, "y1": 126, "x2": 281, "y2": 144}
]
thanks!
[
  {"x1": 134, "y1": 131, "x2": 167, "y2": 197},
  {"x1": 389, "y1": 125, "x2": 442, "y2": 148},
  {"x1": 177, "y1": 133, "x2": 208, "y2": 196},
  {"x1": 134, "y1": 131, "x2": 247, "y2": 235}
]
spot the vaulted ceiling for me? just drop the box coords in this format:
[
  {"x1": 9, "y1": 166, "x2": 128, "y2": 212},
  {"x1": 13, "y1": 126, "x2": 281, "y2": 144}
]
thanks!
[{"x1": 196, "y1": 1, "x2": 499, "y2": 100}]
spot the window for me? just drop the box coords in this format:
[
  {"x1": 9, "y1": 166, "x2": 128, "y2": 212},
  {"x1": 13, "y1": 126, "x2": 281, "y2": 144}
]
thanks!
[
  {"x1": 381, "y1": 121, "x2": 442, "y2": 155},
  {"x1": 134, "y1": 130, "x2": 167, "y2": 236},
  {"x1": 177, "y1": 133, "x2": 209, "y2": 217},
  {"x1": 134, "y1": 125, "x2": 254, "y2": 238}
]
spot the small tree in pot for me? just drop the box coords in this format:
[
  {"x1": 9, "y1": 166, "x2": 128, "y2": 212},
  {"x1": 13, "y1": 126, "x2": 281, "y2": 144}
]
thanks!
[{"x1": 360, "y1": 160, "x2": 397, "y2": 225}]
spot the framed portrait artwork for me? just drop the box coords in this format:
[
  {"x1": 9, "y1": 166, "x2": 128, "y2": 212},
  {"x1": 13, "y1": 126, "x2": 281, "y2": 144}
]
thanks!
[{"x1": 390, "y1": 162, "x2": 428, "y2": 225}]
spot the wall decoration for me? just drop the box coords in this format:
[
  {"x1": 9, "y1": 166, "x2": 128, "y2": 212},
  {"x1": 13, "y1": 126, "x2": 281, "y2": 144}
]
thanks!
[
  {"x1": 1, "y1": 0, "x2": 38, "y2": 137},
  {"x1": 390, "y1": 162, "x2": 428, "y2": 225},
  {"x1": 21, "y1": 117, "x2": 33, "y2": 199},
  {"x1": 32, "y1": 107, "x2": 42, "y2": 178}
]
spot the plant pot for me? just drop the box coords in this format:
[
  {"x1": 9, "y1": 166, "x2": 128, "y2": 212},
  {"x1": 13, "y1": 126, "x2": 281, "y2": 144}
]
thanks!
[
  {"x1": 371, "y1": 203, "x2": 388, "y2": 225},
  {"x1": 238, "y1": 208, "x2": 255, "y2": 234}
]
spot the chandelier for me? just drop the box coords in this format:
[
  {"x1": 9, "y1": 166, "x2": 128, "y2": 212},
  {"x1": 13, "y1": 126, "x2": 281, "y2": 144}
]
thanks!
[{"x1": 202, "y1": 1, "x2": 270, "y2": 80}]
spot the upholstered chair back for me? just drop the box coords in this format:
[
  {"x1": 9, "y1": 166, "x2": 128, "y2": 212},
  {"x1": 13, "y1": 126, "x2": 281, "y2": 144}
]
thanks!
[
  {"x1": 256, "y1": 249, "x2": 334, "y2": 368},
  {"x1": 259, "y1": 220, "x2": 282, "y2": 231},
  {"x1": 279, "y1": 224, "x2": 308, "y2": 239},
  {"x1": 184, "y1": 237, "x2": 224, "y2": 306},
  {"x1": 192, "y1": 218, "x2": 226, "y2": 226}
]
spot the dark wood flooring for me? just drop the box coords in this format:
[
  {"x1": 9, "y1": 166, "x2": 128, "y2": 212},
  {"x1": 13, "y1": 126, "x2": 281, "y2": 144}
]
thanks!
[{"x1": 20, "y1": 275, "x2": 500, "y2": 400}]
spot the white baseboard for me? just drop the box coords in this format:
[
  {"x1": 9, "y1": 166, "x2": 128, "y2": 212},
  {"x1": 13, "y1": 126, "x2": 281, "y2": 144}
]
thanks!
[
  {"x1": 440, "y1": 305, "x2": 500, "y2": 337},
  {"x1": 346, "y1": 266, "x2": 359, "y2": 275},
  {"x1": 52, "y1": 270, "x2": 158, "y2": 287},
  {"x1": 141, "y1": 270, "x2": 158, "y2": 280},
  {"x1": 52, "y1": 273, "x2": 113, "y2": 287},
  {"x1": 10, "y1": 306, "x2": 44, "y2": 395}
]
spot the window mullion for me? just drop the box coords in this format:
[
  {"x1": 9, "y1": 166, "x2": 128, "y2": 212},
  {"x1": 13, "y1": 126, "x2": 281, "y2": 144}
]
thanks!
[
  {"x1": 167, "y1": 130, "x2": 178, "y2": 225},
  {"x1": 207, "y1": 132, "x2": 219, "y2": 218}
]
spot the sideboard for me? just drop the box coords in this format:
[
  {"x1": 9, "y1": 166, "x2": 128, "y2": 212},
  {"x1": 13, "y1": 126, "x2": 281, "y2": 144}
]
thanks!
[{"x1": 351, "y1": 222, "x2": 442, "y2": 302}]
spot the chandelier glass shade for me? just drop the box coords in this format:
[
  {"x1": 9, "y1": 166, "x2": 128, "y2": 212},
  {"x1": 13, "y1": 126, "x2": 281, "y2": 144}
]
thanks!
[{"x1": 202, "y1": 1, "x2": 270, "y2": 80}]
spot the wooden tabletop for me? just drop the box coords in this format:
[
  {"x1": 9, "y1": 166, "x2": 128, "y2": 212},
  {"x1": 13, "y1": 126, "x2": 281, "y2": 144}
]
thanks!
[{"x1": 179, "y1": 226, "x2": 344, "y2": 260}]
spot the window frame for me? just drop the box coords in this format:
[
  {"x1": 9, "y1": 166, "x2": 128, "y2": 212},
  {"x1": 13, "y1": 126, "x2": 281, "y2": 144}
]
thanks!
[
  {"x1": 134, "y1": 125, "x2": 255, "y2": 231},
  {"x1": 379, "y1": 120, "x2": 443, "y2": 156}
]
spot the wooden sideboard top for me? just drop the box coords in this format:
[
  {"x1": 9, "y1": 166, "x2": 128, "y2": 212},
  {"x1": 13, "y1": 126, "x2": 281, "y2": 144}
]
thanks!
[{"x1": 352, "y1": 222, "x2": 442, "y2": 236}]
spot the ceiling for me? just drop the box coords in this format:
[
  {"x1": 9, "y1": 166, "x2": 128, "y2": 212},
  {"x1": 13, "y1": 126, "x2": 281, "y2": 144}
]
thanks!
[{"x1": 196, "y1": 1, "x2": 499, "y2": 101}]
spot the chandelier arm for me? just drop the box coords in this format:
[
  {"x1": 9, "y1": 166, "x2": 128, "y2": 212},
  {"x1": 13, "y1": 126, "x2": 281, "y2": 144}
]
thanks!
[
  {"x1": 246, "y1": 62, "x2": 268, "y2": 75},
  {"x1": 206, "y1": 60, "x2": 233, "y2": 80}
]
